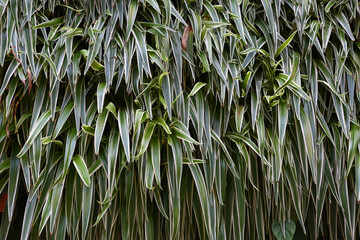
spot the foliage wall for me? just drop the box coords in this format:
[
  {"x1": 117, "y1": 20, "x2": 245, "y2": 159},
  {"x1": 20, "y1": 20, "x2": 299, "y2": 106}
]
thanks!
[{"x1": 0, "y1": 0, "x2": 360, "y2": 239}]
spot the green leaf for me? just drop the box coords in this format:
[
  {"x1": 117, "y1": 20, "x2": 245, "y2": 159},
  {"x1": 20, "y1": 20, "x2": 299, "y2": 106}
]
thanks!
[
  {"x1": 346, "y1": 124, "x2": 360, "y2": 177},
  {"x1": 39, "y1": 194, "x2": 52, "y2": 235},
  {"x1": 335, "y1": 13, "x2": 355, "y2": 41},
  {"x1": 271, "y1": 219, "x2": 296, "y2": 240},
  {"x1": 145, "y1": 153, "x2": 155, "y2": 189},
  {"x1": 94, "y1": 109, "x2": 109, "y2": 155},
  {"x1": 84, "y1": 30, "x2": 106, "y2": 74},
  {"x1": 146, "y1": 0, "x2": 160, "y2": 12},
  {"x1": 106, "y1": 102, "x2": 117, "y2": 119},
  {"x1": 188, "y1": 164, "x2": 211, "y2": 238},
  {"x1": 15, "y1": 113, "x2": 32, "y2": 132},
  {"x1": 356, "y1": 149, "x2": 360, "y2": 202},
  {"x1": 275, "y1": 31, "x2": 297, "y2": 58},
  {"x1": 88, "y1": 159, "x2": 102, "y2": 176},
  {"x1": 211, "y1": 130, "x2": 239, "y2": 178},
  {"x1": 150, "y1": 135, "x2": 161, "y2": 186},
  {"x1": 125, "y1": 0, "x2": 138, "y2": 41},
  {"x1": 53, "y1": 102, "x2": 74, "y2": 138},
  {"x1": 118, "y1": 108, "x2": 131, "y2": 162},
  {"x1": 172, "y1": 127, "x2": 199, "y2": 145},
  {"x1": 80, "y1": 49, "x2": 104, "y2": 71},
  {"x1": 274, "y1": 52, "x2": 300, "y2": 97},
  {"x1": 8, "y1": 146, "x2": 20, "y2": 220},
  {"x1": 97, "y1": 82, "x2": 107, "y2": 113},
  {"x1": 278, "y1": 99, "x2": 288, "y2": 144},
  {"x1": 226, "y1": 132, "x2": 264, "y2": 161},
  {"x1": 20, "y1": 196, "x2": 37, "y2": 240},
  {"x1": 136, "y1": 121, "x2": 156, "y2": 158},
  {"x1": 38, "y1": 52, "x2": 59, "y2": 79},
  {"x1": 0, "y1": 159, "x2": 10, "y2": 174},
  {"x1": 108, "y1": 130, "x2": 120, "y2": 191},
  {"x1": 153, "y1": 117, "x2": 172, "y2": 134},
  {"x1": 299, "y1": 107, "x2": 315, "y2": 178},
  {"x1": 82, "y1": 125, "x2": 95, "y2": 136},
  {"x1": 203, "y1": 21, "x2": 230, "y2": 28},
  {"x1": 134, "y1": 109, "x2": 147, "y2": 135},
  {"x1": 0, "y1": 59, "x2": 20, "y2": 96},
  {"x1": 93, "y1": 201, "x2": 110, "y2": 227},
  {"x1": 32, "y1": 17, "x2": 64, "y2": 28},
  {"x1": 161, "y1": 74, "x2": 172, "y2": 119},
  {"x1": 82, "y1": 178, "x2": 93, "y2": 240},
  {"x1": 18, "y1": 110, "x2": 52, "y2": 157},
  {"x1": 63, "y1": 127, "x2": 78, "y2": 176},
  {"x1": 188, "y1": 82, "x2": 207, "y2": 97},
  {"x1": 73, "y1": 155, "x2": 91, "y2": 187},
  {"x1": 133, "y1": 25, "x2": 151, "y2": 77},
  {"x1": 316, "y1": 111, "x2": 335, "y2": 147}
]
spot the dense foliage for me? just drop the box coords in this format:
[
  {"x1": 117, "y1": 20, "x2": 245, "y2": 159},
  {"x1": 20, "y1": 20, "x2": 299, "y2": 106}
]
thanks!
[{"x1": 0, "y1": 0, "x2": 360, "y2": 239}]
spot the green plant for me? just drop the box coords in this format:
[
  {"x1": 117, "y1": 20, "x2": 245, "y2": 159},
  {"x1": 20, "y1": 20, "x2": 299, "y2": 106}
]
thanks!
[{"x1": 0, "y1": 0, "x2": 359, "y2": 239}]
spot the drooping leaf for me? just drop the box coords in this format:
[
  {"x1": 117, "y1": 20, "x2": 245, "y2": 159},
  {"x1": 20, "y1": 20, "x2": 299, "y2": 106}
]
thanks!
[{"x1": 73, "y1": 155, "x2": 91, "y2": 187}]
